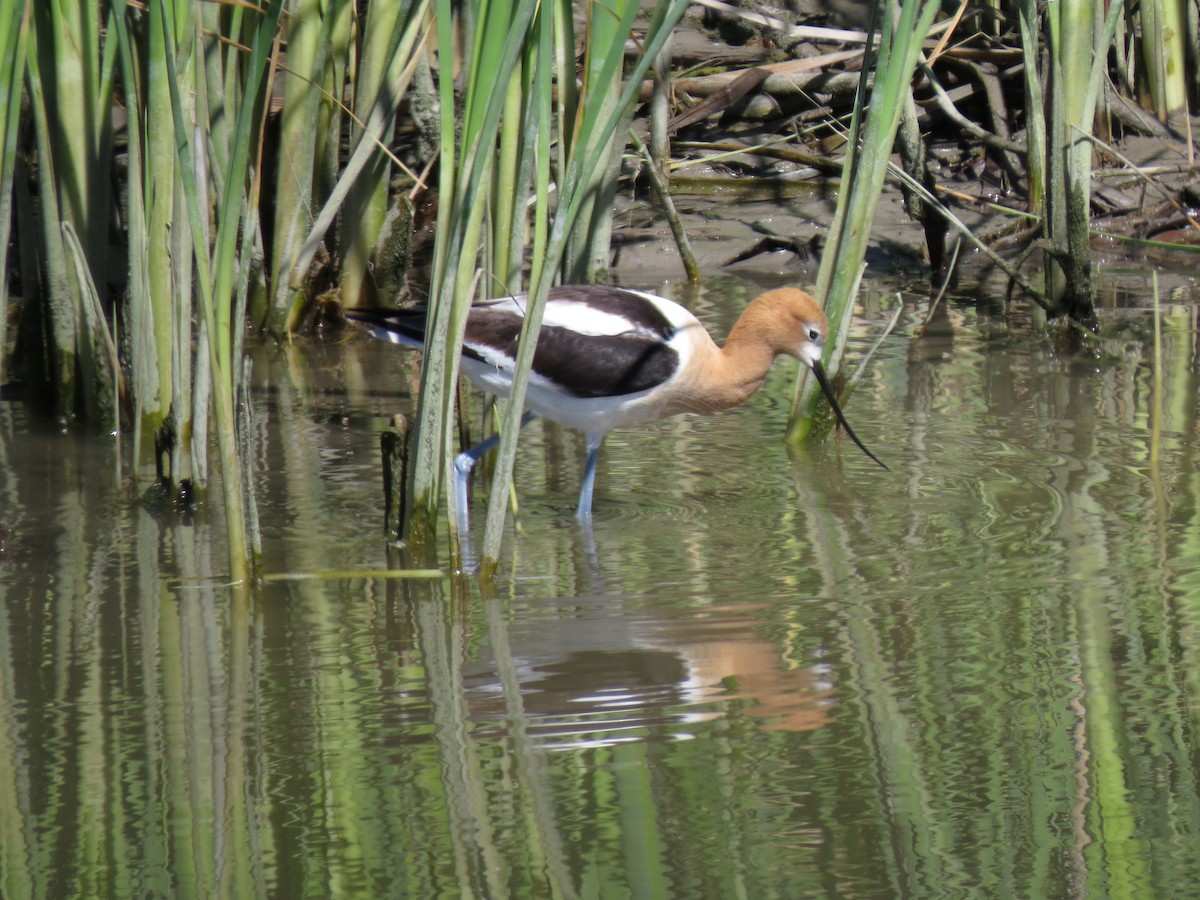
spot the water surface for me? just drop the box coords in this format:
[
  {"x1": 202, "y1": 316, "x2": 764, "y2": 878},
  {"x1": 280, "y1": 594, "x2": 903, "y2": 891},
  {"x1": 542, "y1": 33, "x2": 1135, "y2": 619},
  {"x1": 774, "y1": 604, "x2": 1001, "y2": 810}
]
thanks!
[{"x1": 2, "y1": 273, "x2": 1200, "y2": 897}]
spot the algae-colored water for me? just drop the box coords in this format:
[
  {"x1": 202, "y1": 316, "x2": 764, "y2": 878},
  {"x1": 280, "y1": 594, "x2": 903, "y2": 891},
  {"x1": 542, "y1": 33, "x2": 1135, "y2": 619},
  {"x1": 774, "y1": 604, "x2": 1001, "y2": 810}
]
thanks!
[{"x1": 2, "y1": 267, "x2": 1200, "y2": 897}]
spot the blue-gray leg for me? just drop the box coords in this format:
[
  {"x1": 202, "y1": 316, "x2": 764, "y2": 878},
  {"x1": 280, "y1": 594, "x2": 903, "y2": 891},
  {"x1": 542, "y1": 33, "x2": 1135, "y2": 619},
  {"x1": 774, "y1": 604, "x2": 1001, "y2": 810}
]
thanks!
[
  {"x1": 576, "y1": 433, "x2": 604, "y2": 519},
  {"x1": 454, "y1": 411, "x2": 537, "y2": 536}
]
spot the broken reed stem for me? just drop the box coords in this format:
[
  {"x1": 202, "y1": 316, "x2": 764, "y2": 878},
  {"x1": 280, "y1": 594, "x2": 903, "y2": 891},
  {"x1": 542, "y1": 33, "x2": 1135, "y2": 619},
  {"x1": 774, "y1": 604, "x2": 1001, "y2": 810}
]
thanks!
[
  {"x1": 381, "y1": 413, "x2": 410, "y2": 541},
  {"x1": 629, "y1": 129, "x2": 701, "y2": 282}
]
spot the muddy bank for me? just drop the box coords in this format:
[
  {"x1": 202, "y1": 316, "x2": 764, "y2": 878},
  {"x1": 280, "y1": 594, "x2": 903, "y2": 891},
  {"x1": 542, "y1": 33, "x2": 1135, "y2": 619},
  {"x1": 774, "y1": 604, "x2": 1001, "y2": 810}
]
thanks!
[{"x1": 604, "y1": 2, "x2": 1200, "y2": 310}]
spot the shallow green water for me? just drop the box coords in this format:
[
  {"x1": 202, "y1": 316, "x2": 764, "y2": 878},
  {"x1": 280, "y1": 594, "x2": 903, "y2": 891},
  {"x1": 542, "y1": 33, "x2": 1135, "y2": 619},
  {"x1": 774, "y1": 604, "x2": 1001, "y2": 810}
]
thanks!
[{"x1": 3, "y1": 275, "x2": 1200, "y2": 897}]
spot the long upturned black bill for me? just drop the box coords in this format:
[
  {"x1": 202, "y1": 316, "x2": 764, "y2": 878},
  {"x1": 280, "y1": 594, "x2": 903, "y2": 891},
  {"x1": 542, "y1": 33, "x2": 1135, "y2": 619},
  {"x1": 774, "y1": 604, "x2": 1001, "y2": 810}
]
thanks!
[{"x1": 811, "y1": 361, "x2": 888, "y2": 470}]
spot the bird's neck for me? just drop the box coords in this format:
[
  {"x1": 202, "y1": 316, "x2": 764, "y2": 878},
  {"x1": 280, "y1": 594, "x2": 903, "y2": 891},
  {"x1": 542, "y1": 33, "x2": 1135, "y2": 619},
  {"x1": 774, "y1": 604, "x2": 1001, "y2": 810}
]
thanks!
[
  {"x1": 679, "y1": 305, "x2": 781, "y2": 413},
  {"x1": 719, "y1": 310, "x2": 782, "y2": 396}
]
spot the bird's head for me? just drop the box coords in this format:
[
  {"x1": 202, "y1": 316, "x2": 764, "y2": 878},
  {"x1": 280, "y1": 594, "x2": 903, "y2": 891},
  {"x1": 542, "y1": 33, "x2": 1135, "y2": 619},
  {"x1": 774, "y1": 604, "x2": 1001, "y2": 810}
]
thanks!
[
  {"x1": 751, "y1": 287, "x2": 829, "y2": 367},
  {"x1": 756, "y1": 287, "x2": 887, "y2": 471}
]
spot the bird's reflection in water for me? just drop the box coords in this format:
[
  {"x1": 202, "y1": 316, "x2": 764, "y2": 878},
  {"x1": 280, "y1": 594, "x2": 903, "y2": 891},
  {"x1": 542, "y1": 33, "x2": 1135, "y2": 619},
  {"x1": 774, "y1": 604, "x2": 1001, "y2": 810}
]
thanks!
[{"x1": 463, "y1": 601, "x2": 834, "y2": 746}]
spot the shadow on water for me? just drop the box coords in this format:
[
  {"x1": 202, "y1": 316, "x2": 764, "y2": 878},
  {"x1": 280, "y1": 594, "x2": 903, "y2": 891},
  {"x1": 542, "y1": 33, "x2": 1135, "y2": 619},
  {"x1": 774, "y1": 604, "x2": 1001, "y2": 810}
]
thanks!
[{"x1": 4, "y1": 272, "x2": 1200, "y2": 895}]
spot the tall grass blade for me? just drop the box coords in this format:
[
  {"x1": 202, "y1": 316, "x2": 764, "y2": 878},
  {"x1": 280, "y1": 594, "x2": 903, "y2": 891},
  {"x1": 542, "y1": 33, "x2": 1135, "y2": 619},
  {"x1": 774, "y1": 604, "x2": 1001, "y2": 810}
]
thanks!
[
  {"x1": 110, "y1": 0, "x2": 196, "y2": 489},
  {"x1": 1041, "y1": 0, "x2": 1123, "y2": 325},
  {"x1": 61, "y1": 221, "x2": 120, "y2": 440},
  {"x1": 157, "y1": 0, "x2": 285, "y2": 582},
  {"x1": 1017, "y1": 0, "x2": 1047, "y2": 214},
  {"x1": 1139, "y1": 0, "x2": 1188, "y2": 117},
  {"x1": 786, "y1": 0, "x2": 940, "y2": 445},
  {"x1": 0, "y1": 2, "x2": 28, "y2": 388},
  {"x1": 24, "y1": 0, "x2": 118, "y2": 418},
  {"x1": 291, "y1": 5, "x2": 431, "y2": 292},
  {"x1": 405, "y1": 0, "x2": 543, "y2": 548},
  {"x1": 337, "y1": 3, "x2": 430, "y2": 308},
  {"x1": 263, "y1": 0, "x2": 335, "y2": 334},
  {"x1": 559, "y1": 0, "x2": 640, "y2": 285}
]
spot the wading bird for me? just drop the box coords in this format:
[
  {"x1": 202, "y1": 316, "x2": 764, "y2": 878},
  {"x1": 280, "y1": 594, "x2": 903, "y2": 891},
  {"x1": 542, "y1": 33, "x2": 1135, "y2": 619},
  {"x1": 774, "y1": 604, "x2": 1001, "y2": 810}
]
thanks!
[{"x1": 349, "y1": 285, "x2": 884, "y2": 525}]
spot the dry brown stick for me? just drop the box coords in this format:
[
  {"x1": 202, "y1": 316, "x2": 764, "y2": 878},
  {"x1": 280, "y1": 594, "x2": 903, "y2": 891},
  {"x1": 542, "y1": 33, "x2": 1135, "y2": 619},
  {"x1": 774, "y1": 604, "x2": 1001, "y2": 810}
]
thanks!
[
  {"x1": 667, "y1": 68, "x2": 772, "y2": 133},
  {"x1": 629, "y1": 130, "x2": 701, "y2": 282}
]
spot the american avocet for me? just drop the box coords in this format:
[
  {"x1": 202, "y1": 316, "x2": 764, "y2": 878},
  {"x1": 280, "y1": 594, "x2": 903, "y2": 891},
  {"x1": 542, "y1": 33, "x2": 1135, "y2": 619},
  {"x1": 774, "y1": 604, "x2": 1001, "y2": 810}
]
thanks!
[{"x1": 349, "y1": 285, "x2": 884, "y2": 521}]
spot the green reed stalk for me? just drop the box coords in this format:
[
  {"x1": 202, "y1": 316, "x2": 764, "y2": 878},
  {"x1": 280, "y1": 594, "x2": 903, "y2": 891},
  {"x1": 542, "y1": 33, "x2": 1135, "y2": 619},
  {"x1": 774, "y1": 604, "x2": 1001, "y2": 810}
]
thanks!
[
  {"x1": 0, "y1": 3, "x2": 27, "y2": 388},
  {"x1": 1138, "y1": 0, "x2": 1188, "y2": 117},
  {"x1": 491, "y1": 63, "x2": 529, "y2": 295},
  {"x1": 338, "y1": 1, "x2": 413, "y2": 308},
  {"x1": 1041, "y1": 0, "x2": 1122, "y2": 326},
  {"x1": 262, "y1": 0, "x2": 345, "y2": 335},
  {"x1": 113, "y1": 2, "x2": 153, "y2": 448},
  {"x1": 405, "y1": 0, "x2": 542, "y2": 549},
  {"x1": 61, "y1": 222, "x2": 120, "y2": 443},
  {"x1": 289, "y1": 3, "x2": 430, "y2": 295},
  {"x1": 111, "y1": 0, "x2": 197, "y2": 490},
  {"x1": 786, "y1": 0, "x2": 939, "y2": 446},
  {"x1": 1016, "y1": 1, "x2": 1047, "y2": 215},
  {"x1": 159, "y1": 0, "x2": 284, "y2": 583},
  {"x1": 321, "y1": 4, "x2": 353, "y2": 193},
  {"x1": 143, "y1": 1, "x2": 186, "y2": 446},
  {"x1": 473, "y1": 0, "x2": 556, "y2": 566},
  {"x1": 558, "y1": 0, "x2": 640, "y2": 285},
  {"x1": 24, "y1": 0, "x2": 118, "y2": 419}
]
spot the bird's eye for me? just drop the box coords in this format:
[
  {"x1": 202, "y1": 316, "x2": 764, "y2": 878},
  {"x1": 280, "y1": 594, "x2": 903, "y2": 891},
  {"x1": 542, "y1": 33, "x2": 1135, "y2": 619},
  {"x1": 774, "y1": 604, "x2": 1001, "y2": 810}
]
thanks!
[{"x1": 808, "y1": 328, "x2": 821, "y2": 342}]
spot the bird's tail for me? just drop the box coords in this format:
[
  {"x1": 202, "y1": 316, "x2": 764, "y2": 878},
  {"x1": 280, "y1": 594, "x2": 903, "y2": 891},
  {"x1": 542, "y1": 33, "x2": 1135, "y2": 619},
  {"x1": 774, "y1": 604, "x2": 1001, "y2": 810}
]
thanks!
[{"x1": 344, "y1": 306, "x2": 428, "y2": 348}]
